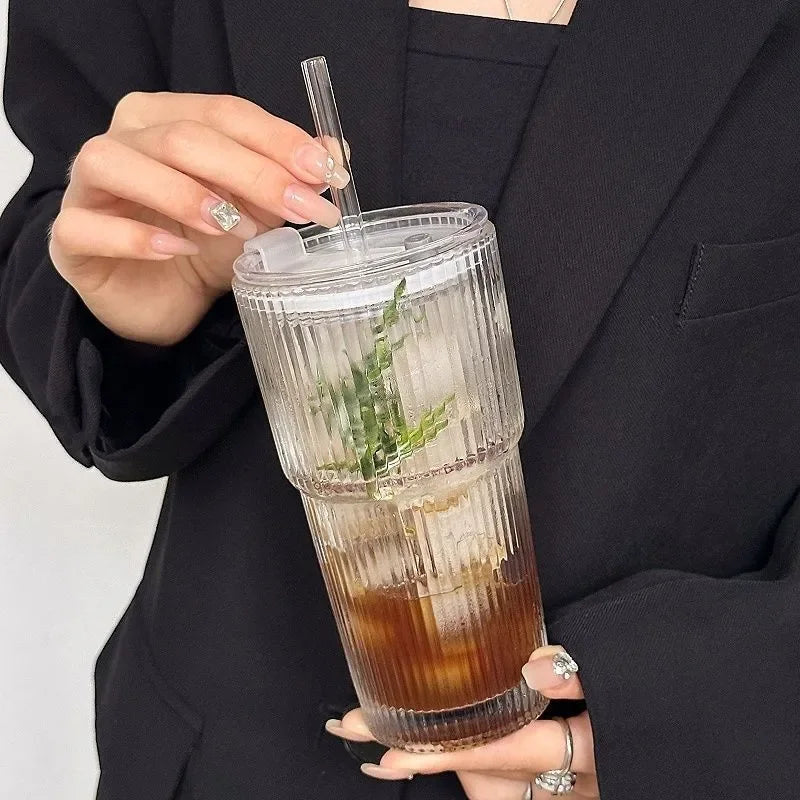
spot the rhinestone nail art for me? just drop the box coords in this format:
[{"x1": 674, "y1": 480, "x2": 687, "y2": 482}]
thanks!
[
  {"x1": 323, "y1": 154, "x2": 336, "y2": 182},
  {"x1": 208, "y1": 200, "x2": 241, "y2": 231},
  {"x1": 553, "y1": 651, "x2": 579, "y2": 680}
]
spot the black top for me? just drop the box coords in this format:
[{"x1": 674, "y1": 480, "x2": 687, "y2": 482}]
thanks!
[
  {"x1": 402, "y1": 9, "x2": 561, "y2": 215},
  {"x1": 2, "y1": 2, "x2": 800, "y2": 800}
]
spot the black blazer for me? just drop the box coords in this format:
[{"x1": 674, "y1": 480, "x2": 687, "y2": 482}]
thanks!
[{"x1": 2, "y1": 1, "x2": 799, "y2": 798}]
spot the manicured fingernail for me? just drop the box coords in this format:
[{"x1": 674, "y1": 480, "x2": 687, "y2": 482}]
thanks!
[
  {"x1": 522, "y1": 649, "x2": 579, "y2": 690},
  {"x1": 283, "y1": 183, "x2": 341, "y2": 228},
  {"x1": 200, "y1": 197, "x2": 258, "y2": 240},
  {"x1": 295, "y1": 143, "x2": 350, "y2": 189},
  {"x1": 325, "y1": 719, "x2": 374, "y2": 742},
  {"x1": 360, "y1": 763, "x2": 415, "y2": 781},
  {"x1": 230, "y1": 213, "x2": 257, "y2": 240},
  {"x1": 150, "y1": 232, "x2": 200, "y2": 256},
  {"x1": 316, "y1": 136, "x2": 351, "y2": 166}
]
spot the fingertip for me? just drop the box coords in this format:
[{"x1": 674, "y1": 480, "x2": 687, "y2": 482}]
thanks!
[
  {"x1": 283, "y1": 183, "x2": 341, "y2": 228},
  {"x1": 522, "y1": 647, "x2": 581, "y2": 696},
  {"x1": 527, "y1": 644, "x2": 567, "y2": 663},
  {"x1": 339, "y1": 708, "x2": 375, "y2": 739},
  {"x1": 294, "y1": 141, "x2": 350, "y2": 189},
  {"x1": 360, "y1": 763, "x2": 415, "y2": 781},
  {"x1": 324, "y1": 718, "x2": 374, "y2": 743}
]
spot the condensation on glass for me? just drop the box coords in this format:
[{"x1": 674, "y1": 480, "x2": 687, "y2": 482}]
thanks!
[{"x1": 233, "y1": 203, "x2": 547, "y2": 751}]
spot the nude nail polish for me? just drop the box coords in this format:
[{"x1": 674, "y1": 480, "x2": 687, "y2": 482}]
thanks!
[
  {"x1": 522, "y1": 650, "x2": 579, "y2": 690},
  {"x1": 283, "y1": 183, "x2": 341, "y2": 228},
  {"x1": 324, "y1": 719, "x2": 374, "y2": 742},
  {"x1": 295, "y1": 143, "x2": 350, "y2": 189},
  {"x1": 316, "y1": 136, "x2": 350, "y2": 166},
  {"x1": 150, "y1": 232, "x2": 201, "y2": 256},
  {"x1": 360, "y1": 763, "x2": 415, "y2": 781}
]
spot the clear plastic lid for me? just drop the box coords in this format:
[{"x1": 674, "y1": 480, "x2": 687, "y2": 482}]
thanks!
[{"x1": 232, "y1": 202, "x2": 493, "y2": 312}]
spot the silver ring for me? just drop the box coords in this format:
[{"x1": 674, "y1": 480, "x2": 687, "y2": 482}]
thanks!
[
  {"x1": 522, "y1": 783, "x2": 533, "y2": 800},
  {"x1": 532, "y1": 717, "x2": 577, "y2": 795}
]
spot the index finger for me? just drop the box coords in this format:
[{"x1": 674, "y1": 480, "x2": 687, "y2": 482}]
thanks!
[{"x1": 110, "y1": 92, "x2": 349, "y2": 188}]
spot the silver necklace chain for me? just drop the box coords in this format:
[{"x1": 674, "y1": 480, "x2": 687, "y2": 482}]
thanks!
[{"x1": 503, "y1": 0, "x2": 568, "y2": 22}]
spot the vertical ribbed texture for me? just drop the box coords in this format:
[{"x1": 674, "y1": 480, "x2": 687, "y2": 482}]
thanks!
[
  {"x1": 304, "y1": 452, "x2": 547, "y2": 751},
  {"x1": 233, "y1": 209, "x2": 544, "y2": 750}
]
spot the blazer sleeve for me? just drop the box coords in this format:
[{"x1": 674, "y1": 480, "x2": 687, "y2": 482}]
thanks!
[
  {"x1": 0, "y1": 0, "x2": 255, "y2": 482},
  {"x1": 548, "y1": 489, "x2": 800, "y2": 799}
]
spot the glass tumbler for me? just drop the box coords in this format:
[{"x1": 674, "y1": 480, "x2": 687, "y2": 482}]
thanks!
[{"x1": 232, "y1": 202, "x2": 547, "y2": 751}]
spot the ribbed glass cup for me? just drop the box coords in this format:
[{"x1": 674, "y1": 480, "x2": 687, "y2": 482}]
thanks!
[{"x1": 233, "y1": 204, "x2": 547, "y2": 751}]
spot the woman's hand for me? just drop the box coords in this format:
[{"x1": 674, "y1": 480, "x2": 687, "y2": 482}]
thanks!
[
  {"x1": 326, "y1": 645, "x2": 598, "y2": 800},
  {"x1": 48, "y1": 92, "x2": 349, "y2": 346}
]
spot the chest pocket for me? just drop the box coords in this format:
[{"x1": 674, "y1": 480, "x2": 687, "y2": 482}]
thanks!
[{"x1": 679, "y1": 228, "x2": 800, "y2": 323}]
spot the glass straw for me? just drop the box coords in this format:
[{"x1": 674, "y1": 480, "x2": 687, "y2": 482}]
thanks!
[{"x1": 301, "y1": 56, "x2": 369, "y2": 261}]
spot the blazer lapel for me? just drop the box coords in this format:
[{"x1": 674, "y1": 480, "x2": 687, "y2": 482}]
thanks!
[
  {"x1": 222, "y1": 0, "x2": 408, "y2": 211},
  {"x1": 495, "y1": 0, "x2": 790, "y2": 428}
]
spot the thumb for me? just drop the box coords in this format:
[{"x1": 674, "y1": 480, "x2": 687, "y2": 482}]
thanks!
[{"x1": 521, "y1": 645, "x2": 584, "y2": 700}]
